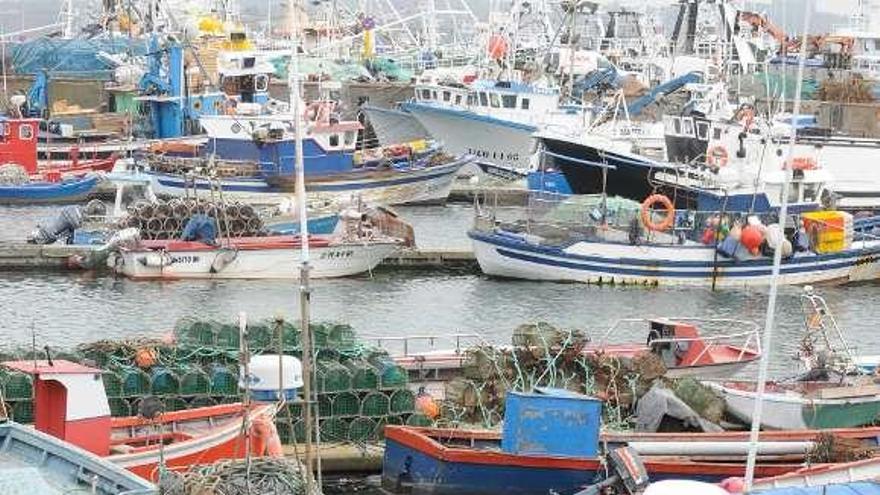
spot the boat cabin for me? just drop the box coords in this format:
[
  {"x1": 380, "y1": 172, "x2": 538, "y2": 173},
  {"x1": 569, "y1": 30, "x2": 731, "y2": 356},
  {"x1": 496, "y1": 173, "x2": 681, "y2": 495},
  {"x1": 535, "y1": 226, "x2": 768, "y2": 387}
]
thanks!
[
  {"x1": 413, "y1": 79, "x2": 561, "y2": 125},
  {"x1": 3, "y1": 360, "x2": 112, "y2": 456},
  {"x1": 0, "y1": 118, "x2": 39, "y2": 175}
]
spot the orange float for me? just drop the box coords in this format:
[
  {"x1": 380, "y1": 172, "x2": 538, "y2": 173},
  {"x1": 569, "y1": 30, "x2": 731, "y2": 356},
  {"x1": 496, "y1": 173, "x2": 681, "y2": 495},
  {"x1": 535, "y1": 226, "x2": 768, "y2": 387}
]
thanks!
[
  {"x1": 706, "y1": 145, "x2": 729, "y2": 168},
  {"x1": 640, "y1": 194, "x2": 675, "y2": 232}
]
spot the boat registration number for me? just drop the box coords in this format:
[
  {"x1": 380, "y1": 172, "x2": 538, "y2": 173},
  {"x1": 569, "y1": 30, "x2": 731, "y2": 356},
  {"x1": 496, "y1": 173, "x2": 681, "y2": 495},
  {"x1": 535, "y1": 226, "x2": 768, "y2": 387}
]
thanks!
[
  {"x1": 467, "y1": 148, "x2": 520, "y2": 163},
  {"x1": 171, "y1": 255, "x2": 201, "y2": 264},
  {"x1": 320, "y1": 250, "x2": 354, "y2": 260}
]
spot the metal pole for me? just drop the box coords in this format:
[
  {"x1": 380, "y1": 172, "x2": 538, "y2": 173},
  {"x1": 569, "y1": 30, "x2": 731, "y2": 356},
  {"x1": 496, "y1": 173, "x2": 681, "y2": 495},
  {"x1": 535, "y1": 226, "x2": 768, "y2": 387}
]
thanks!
[
  {"x1": 290, "y1": 4, "x2": 319, "y2": 493},
  {"x1": 744, "y1": 7, "x2": 811, "y2": 490}
]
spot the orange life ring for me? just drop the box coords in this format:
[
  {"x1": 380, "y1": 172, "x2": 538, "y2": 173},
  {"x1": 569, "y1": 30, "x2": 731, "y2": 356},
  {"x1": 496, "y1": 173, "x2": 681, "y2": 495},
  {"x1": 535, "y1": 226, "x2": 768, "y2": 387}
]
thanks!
[
  {"x1": 790, "y1": 156, "x2": 818, "y2": 170},
  {"x1": 641, "y1": 194, "x2": 675, "y2": 232},
  {"x1": 706, "y1": 145, "x2": 729, "y2": 168},
  {"x1": 737, "y1": 107, "x2": 755, "y2": 130}
]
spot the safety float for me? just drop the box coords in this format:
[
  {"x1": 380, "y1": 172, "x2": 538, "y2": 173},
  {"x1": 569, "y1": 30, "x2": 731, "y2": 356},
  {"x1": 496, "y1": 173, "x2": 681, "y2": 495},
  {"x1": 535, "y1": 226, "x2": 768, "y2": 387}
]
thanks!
[{"x1": 1, "y1": 360, "x2": 278, "y2": 481}]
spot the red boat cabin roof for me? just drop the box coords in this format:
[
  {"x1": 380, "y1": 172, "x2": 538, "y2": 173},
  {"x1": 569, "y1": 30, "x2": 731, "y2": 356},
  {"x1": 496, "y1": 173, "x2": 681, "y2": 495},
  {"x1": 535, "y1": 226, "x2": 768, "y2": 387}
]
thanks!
[{"x1": 2, "y1": 359, "x2": 102, "y2": 375}]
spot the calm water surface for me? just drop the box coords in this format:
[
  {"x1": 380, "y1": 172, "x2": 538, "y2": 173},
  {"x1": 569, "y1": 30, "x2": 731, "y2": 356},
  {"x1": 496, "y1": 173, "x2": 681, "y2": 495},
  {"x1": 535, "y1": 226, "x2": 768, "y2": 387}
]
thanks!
[{"x1": 1, "y1": 204, "x2": 879, "y2": 377}]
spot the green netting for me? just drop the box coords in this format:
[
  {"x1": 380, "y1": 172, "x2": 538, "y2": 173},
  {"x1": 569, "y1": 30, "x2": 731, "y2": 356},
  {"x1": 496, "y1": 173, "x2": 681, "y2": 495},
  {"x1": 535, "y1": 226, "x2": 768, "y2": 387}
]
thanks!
[
  {"x1": 247, "y1": 322, "x2": 273, "y2": 350},
  {"x1": 283, "y1": 401, "x2": 303, "y2": 418},
  {"x1": 102, "y1": 372, "x2": 123, "y2": 398},
  {"x1": 348, "y1": 361, "x2": 378, "y2": 390},
  {"x1": 331, "y1": 392, "x2": 360, "y2": 417},
  {"x1": 281, "y1": 322, "x2": 301, "y2": 351},
  {"x1": 108, "y1": 398, "x2": 131, "y2": 417},
  {"x1": 118, "y1": 367, "x2": 150, "y2": 396},
  {"x1": 390, "y1": 389, "x2": 415, "y2": 414},
  {"x1": 317, "y1": 362, "x2": 351, "y2": 393},
  {"x1": 361, "y1": 392, "x2": 390, "y2": 417},
  {"x1": 292, "y1": 420, "x2": 306, "y2": 443},
  {"x1": 3, "y1": 371, "x2": 32, "y2": 400},
  {"x1": 178, "y1": 367, "x2": 211, "y2": 395},
  {"x1": 311, "y1": 323, "x2": 330, "y2": 349},
  {"x1": 384, "y1": 415, "x2": 404, "y2": 426},
  {"x1": 318, "y1": 394, "x2": 333, "y2": 417},
  {"x1": 209, "y1": 364, "x2": 239, "y2": 396},
  {"x1": 327, "y1": 324, "x2": 357, "y2": 351},
  {"x1": 380, "y1": 365, "x2": 408, "y2": 389},
  {"x1": 11, "y1": 400, "x2": 33, "y2": 423},
  {"x1": 406, "y1": 413, "x2": 433, "y2": 427},
  {"x1": 189, "y1": 395, "x2": 217, "y2": 409},
  {"x1": 348, "y1": 417, "x2": 377, "y2": 443},
  {"x1": 319, "y1": 417, "x2": 348, "y2": 442},
  {"x1": 215, "y1": 323, "x2": 240, "y2": 349},
  {"x1": 150, "y1": 367, "x2": 180, "y2": 396},
  {"x1": 218, "y1": 395, "x2": 240, "y2": 404},
  {"x1": 164, "y1": 397, "x2": 188, "y2": 412},
  {"x1": 276, "y1": 420, "x2": 295, "y2": 444},
  {"x1": 176, "y1": 318, "x2": 217, "y2": 346}
]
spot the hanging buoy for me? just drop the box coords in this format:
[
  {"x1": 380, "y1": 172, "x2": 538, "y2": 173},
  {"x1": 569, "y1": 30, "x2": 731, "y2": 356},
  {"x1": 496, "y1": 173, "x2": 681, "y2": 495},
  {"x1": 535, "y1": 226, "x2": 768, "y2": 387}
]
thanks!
[
  {"x1": 488, "y1": 34, "x2": 508, "y2": 60},
  {"x1": 640, "y1": 194, "x2": 675, "y2": 232},
  {"x1": 706, "y1": 145, "x2": 729, "y2": 168}
]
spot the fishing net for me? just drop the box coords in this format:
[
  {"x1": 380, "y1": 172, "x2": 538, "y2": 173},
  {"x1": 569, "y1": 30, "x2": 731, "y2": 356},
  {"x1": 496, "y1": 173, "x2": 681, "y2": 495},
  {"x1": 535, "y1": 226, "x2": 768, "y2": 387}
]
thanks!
[
  {"x1": 348, "y1": 417, "x2": 378, "y2": 443},
  {"x1": 405, "y1": 413, "x2": 433, "y2": 427},
  {"x1": 102, "y1": 372, "x2": 124, "y2": 398},
  {"x1": 118, "y1": 367, "x2": 151, "y2": 397},
  {"x1": 319, "y1": 417, "x2": 349, "y2": 443},
  {"x1": 360, "y1": 392, "x2": 390, "y2": 417},
  {"x1": 318, "y1": 394, "x2": 333, "y2": 418},
  {"x1": 163, "y1": 397, "x2": 189, "y2": 412},
  {"x1": 207, "y1": 364, "x2": 239, "y2": 396},
  {"x1": 347, "y1": 361, "x2": 379, "y2": 390},
  {"x1": 327, "y1": 324, "x2": 358, "y2": 352},
  {"x1": 670, "y1": 378, "x2": 725, "y2": 425},
  {"x1": 108, "y1": 397, "x2": 131, "y2": 417},
  {"x1": 3, "y1": 372, "x2": 32, "y2": 400},
  {"x1": 176, "y1": 318, "x2": 218, "y2": 346},
  {"x1": 215, "y1": 323, "x2": 240, "y2": 349},
  {"x1": 189, "y1": 395, "x2": 218, "y2": 409},
  {"x1": 178, "y1": 366, "x2": 211, "y2": 396},
  {"x1": 10, "y1": 401, "x2": 34, "y2": 423},
  {"x1": 317, "y1": 362, "x2": 352, "y2": 393},
  {"x1": 159, "y1": 457, "x2": 309, "y2": 495},
  {"x1": 150, "y1": 367, "x2": 180, "y2": 396},
  {"x1": 389, "y1": 389, "x2": 415, "y2": 414},
  {"x1": 332, "y1": 392, "x2": 360, "y2": 417}
]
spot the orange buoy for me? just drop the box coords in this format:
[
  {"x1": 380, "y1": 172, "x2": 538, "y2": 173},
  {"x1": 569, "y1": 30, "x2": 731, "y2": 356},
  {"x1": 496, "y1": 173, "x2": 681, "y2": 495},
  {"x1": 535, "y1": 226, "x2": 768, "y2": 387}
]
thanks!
[
  {"x1": 415, "y1": 391, "x2": 440, "y2": 419},
  {"x1": 790, "y1": 157, "x2": 818, "y2": 170},
  {"x1": 135, "y1": 347, "x2": 158, "y2": 369},
  {"x1": 706, "y1": 145, "x2": 729, "y2": 168},
  {"x1": 252, "y1": 414, "x2": 283, "y2": 457},
  {"x1": 740, "y1": 225, "x2": 764, "y2": 255},
  {"x1": 488, "y1": 34, "x2": 508, "y2": 60},
  {"x1": 640, "y1": 194, "x2": 675, "y2": 232}
]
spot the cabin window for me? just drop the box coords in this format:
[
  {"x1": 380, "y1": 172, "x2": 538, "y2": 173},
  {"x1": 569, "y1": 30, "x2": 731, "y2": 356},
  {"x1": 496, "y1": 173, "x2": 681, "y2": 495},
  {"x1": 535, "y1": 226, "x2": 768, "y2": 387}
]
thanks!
[
  {"x1": 432, "y1": 91, "x2": 438, "y2": 100},
  {"x1": 420, "y1": 89, "x2": 431, "y2": 100},
  {"x1": 455, "y1": 94, "x2": 463, "y2": 105},
  {"x1": 682, "y1": 118, "x2": 694, "y2": 137},
  {"x1": 467, "y1": 94, "x2": 475, "y2": 106},
  {"x1": 521, "y1": 98, "x2": 530, "y2": 110},
  {"x1": 501, "y1": 94, "x2": 517, "y2": 109},
  {"x1": 442, "y1": 91, "x2": 451, "y2": 102},
  {"x1": 19, "y1": 124, "x2": 33, "y2": 140},
  {"x1": 489, "y1": 93, "x2": 501, "y2": 108},
  {"x1": 672, "y1": 117, "x2": 681, "y2": 135},
  {"x1": 344, "y1": 131, "x2": 356, "y2": 146},
  {"x1": 696, "y1": 122, "x2": 709, "y2": 140},
  {"x1": 713, "y1": 127, "x2": 723, "y2": 140},
  {"x1": 479, "y1": 92, "x2": 489, "y2": 106},
  {"x1": 329, "y1": 134, "x2": 340, "y2": 147}
]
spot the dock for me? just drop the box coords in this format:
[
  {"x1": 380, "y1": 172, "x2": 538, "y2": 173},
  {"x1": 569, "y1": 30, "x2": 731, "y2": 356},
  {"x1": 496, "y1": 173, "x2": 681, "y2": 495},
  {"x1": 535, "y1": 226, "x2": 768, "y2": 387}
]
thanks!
[{"x1": 0, "y1": 243, "x2": 477, "y2": 272}]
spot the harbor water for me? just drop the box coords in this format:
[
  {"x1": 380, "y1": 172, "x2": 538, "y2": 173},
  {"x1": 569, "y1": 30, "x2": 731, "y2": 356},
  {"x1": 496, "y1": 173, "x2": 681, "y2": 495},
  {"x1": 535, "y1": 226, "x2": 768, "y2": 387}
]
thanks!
[{"x1": 1, "y1": 204, "x2": 879, "y2": 378}]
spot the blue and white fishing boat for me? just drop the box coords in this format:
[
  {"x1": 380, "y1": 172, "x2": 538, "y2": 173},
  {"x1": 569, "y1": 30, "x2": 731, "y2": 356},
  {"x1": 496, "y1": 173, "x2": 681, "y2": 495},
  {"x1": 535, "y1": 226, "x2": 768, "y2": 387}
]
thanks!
[
  {"x1": 0, "y1": 420, "x2": 155, "y2": 494},
  {"x1": 143, "y1": 102, "x2": 472, "y2": 205},
  {"x1": 469, "y1": 194, "x2": 880, "y2": 288}
]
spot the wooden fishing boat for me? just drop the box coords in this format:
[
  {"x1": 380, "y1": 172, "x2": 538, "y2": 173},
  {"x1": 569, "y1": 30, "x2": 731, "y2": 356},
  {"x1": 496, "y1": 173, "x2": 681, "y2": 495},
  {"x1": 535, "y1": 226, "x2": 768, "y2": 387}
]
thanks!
[
  {"x1": 110, "y1": 235, "x2": 401, "y2": 280},
  {"x1": 1, "y1": 360, "x2": 277, "y2": 482},
  {"x1": 0, "y1": 174, "x2": 100, "y2": 204},
  {"x1": 0, "y1": 421, "x2": 155, "y2": 494},
  {"x1": 382, "y1": 425, "x2": 805, "y2": 495},
  {"x1": 751, "y1": 457, "x2": 880, "y2": 491},
  {"x1": 704, "y1": 380, "x2": 880, "y2": 430}
]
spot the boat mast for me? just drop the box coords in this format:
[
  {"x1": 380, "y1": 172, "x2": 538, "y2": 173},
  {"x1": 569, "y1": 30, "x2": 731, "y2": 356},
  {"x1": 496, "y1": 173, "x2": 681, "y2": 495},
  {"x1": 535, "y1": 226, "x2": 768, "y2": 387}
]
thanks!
[
  {"x1": 289, "y1": 1, "x2": 319, "y2": 493},
  {"x1": 743, "y1": 7, "x2": 812, "y2": 491}
]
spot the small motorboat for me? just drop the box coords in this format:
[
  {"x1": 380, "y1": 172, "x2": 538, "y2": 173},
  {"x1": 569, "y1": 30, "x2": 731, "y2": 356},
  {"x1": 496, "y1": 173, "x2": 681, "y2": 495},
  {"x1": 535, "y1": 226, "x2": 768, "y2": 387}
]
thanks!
[
  {"x1": 2, "y1": 360, "x2": 276, "y2": 482},
  {"x1": 0, "y1": 174, "x2": 100, "y2": 204},
  {"x1": 0, "y1": 420, "x2": 155, "y2": 494}
]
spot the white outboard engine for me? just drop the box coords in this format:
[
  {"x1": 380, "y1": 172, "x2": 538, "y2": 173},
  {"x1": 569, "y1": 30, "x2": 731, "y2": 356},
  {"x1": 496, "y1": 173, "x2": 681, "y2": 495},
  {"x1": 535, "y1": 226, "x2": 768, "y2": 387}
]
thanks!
[{"x1": 28, "y1": 206, "x2": 84, "y2": 244}]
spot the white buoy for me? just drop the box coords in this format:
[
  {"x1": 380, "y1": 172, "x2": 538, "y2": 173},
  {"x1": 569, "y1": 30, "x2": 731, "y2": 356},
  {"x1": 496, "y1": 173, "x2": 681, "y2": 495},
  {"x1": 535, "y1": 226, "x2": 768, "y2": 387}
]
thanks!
[{"x1": 240, "y1": 354, "x2": 304, "y2": 401}]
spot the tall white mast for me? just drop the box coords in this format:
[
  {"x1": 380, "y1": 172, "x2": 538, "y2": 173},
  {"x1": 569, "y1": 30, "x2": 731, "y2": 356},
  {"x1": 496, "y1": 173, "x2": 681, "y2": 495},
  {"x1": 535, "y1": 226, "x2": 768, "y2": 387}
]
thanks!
[{"x1": 743, "y1": 7, "x2": 812, "y2": 491}]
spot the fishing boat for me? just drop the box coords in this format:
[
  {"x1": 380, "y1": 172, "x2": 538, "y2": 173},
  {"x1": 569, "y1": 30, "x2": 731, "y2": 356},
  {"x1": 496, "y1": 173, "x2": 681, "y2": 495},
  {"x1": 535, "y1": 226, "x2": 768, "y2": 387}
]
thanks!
[
  {"x1": 377, "y1": 318, "x2": 760, "y2": 391},
  {"x1": 751, "y1": 457, "x2": 880, "y2": 491},
  {"x1": 1, "y1": 360, "x2": 275, "y2": 482},
  {"x1": 109, "y1": 234, "x2": 401, "y2": 280},
  {"x1": 0, "y1": 420, "x2": 155, "y2": 494},
  {"x1": 469, "y1": 192, "x2": 880, "y2": 287},
  {"x1": 0, "y1": 175, "x2": 100, "y2": 204},
  {"x1": 381, "y1": 389, "x2": 815, "y2": 495}
]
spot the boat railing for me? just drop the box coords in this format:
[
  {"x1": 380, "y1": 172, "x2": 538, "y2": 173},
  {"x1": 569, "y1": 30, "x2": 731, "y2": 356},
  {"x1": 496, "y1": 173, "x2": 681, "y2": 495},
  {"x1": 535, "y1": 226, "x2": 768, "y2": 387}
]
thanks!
[
  {"x1": 598, "y1": 317, "x2": 762, "y2": 363},
  {"x1": 364, "y1": 333, "x2": 486, "y2": 358}
]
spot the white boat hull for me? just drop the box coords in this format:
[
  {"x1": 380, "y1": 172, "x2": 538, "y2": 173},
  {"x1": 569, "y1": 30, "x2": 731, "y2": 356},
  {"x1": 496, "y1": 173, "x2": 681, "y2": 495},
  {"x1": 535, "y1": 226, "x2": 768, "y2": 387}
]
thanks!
[
  {"x1": 469, "y1": 230, "x2": 880, "y2": 287},
  {"x1": 362, "y1": 105, "x2": 430, "y2": 146},
  {"x1": 111, "y1": 242, "x2": 400, "y2": 280},
  {"x1": 148, "y1": 159, "x2": 468, "y2": 206},
  {"x1": 405, "y1": 102, "x2": 537, "y2": 173},
  {"x1": 665, "y1": 360, "x2": 754, "y2": 379}
]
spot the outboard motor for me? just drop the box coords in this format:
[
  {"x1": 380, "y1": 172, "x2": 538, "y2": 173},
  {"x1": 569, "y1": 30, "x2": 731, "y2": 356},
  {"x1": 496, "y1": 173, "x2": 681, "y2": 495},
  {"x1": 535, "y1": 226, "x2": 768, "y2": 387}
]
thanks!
[
  {"x1": 28, "y1": 206, "x2": 83, "y2": 244},
  {"x1": 576, "y1": 446, "x2": 649, "y2": 495}
]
